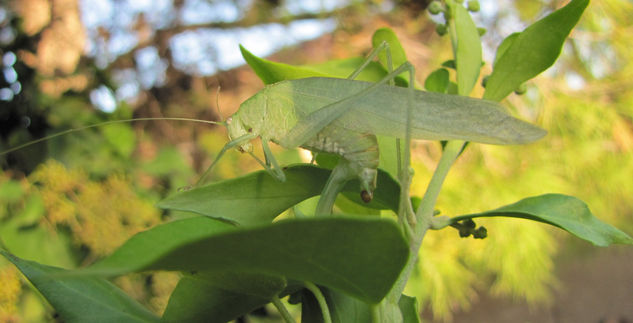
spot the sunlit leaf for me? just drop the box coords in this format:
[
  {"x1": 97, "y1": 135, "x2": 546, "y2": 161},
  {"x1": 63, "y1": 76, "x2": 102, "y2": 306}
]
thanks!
[
  {"x1": 450, "y1": 2, "x2": 482, "y2": 95},
  {"x1": 451, "y1": 194, "x2": 633, "y2": 247},
  {"x1": 240, "y1": 45, "x2": 392, "y2": 84},
  {"x1": 372, "y1": 27, "x2": 409, "y2": 84},
  {"x1": 157, "y1": 165, "x2": 401, "y2": 225},
  {"x1": 484, "y1": 0, "x2": 590, "y2": 101}
]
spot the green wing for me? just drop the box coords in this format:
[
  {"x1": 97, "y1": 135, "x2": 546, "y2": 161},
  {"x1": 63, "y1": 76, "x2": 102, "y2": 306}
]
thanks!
[{"x1": 279, "y1": 77, "x2": 546, "y2": 147}]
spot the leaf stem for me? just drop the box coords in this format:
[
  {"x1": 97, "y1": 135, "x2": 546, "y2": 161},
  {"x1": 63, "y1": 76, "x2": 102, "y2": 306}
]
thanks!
[
  {"x1": 315, "y1": 161, "x2": 355, "y2": 215},
  {"x1": 272, "y1": 295, "x2": 297, "y2": 323},
  {"x1": 304, "y1": 281, "x2": 332, "y2": 323},
  {"x1": 387, "y1": 140, "x2": 465, "y2": 302}
]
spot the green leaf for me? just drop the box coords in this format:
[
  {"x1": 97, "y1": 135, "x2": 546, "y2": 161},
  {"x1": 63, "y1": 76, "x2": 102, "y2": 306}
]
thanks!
[
  {"x1": 80, "y1": 216, "x2": 409, "y2": 303},
  {"x1": 424, "y1": 68, "x2": 450, "y2": 93},
  {"x1": 450, "y1": 2, "x2": 482, "y2": 95},
  {"x1": 157, "y1": 165, "x2": 401, "y2": 225},
  {"x1": 300, "y1": 287, "x2": 372, "y2": 323},
  {"x1": 398, "y1": 295, "x2": 420, "y2": 323},
  {"x1": 0, "y1": 251, "x2": 159, "y2": 323},
  {"x1": 493, "y1": 32, "x2": 520, "y2": 67},
  {"x1": 451, "y1": 194, "x2": 633, "y2": 247},
  {"x1": 306, "y1": 58, "x2": 395, "y2": 84},
  {"x1": 372, "y1": 27, "x2": 408, "y2": 77},
  {"x1": 240, "y1": 45, "x2": 392, "y2": 84},
  {"x1": 157, "y1": 165, "x2": 328, "y2": 225},
  {"x1": 162, "y1": 272, "x2": 286, "y2": 323},
  {"x1": 483, "y1": 0, "x2": 589, "y2": 101}
]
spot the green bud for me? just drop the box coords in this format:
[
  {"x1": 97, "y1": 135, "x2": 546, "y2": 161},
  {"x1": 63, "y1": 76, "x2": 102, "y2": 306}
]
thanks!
[
  {"x1": 515, "y1": 83, "x2": 528, "y2": 95},
  {"x1": 435, "y1": 24, "x2": 448, "y2": 36},
  {"x1": 473, "y1": 226, "x2": 487, "y2": 239},
  {"x1": 428, "y1": 1, "x2": 443, "y2": 15},
  {"x1": 467, "y1": 0, "x2": 480, "y2": 12},
  {"x1": 477, "y1": 27, "x2": 487, "y2": 36}
]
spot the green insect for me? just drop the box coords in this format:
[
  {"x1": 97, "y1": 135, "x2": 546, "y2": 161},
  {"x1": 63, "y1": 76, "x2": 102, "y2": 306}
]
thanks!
[{"x1": 208, "y1": 57, "x2": 545, "y2": 204}]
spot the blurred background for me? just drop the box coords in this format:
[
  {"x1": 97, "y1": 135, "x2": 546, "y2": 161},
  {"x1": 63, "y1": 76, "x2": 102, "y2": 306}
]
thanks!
[{"x1": 0, "y1": 0, "x2": 632, "y2": 322}]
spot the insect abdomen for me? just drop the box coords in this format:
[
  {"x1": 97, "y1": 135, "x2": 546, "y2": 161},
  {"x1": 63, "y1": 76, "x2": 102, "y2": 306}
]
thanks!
[{"x1": 302, "y1": 125, "x2": 379, "y2": 202}]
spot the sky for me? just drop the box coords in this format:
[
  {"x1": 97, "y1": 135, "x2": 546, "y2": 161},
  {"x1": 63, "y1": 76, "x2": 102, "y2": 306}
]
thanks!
[{"x1": 79, "y1": 0, "x2": 348, "y2": 111}]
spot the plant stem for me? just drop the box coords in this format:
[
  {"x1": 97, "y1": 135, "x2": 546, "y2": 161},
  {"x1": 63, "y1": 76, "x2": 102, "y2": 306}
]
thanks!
[
  {"x1": 304, "y1": 281, "x2": 332, "y2": 323},
  {"x1": 272, "y1": 296, "x2": 297, "y2": 323},
  {"x1": 315, "y1": 161, "x2": 355, "y2": 215},
  {"x1": 387, "y1": 140, "x2": 465, "y2": 302}
]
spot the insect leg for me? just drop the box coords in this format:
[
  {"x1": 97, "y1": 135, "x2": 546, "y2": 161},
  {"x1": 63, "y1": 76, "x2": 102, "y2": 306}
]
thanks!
[
  {"x1": 353, "y1": 43, "x2": 418, "y2": 230},
  {"x1": 346, "y1": 41, "x2": 392, "y2": 80},
  {"x1": 195, "y1": 133, "x2": 257, "y2": 186},
  {"x1": 260, "y1": 139, "x2": 286, "y2": 182},
  {"x1": 399, "y1": 63, "x2": 417, "y2": 231}
]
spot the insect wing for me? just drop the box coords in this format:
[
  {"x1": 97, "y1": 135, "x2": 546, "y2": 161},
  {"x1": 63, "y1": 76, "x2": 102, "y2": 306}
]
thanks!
[{"x1": 284, "y1": 78, "x2": 546, "y2": 145}]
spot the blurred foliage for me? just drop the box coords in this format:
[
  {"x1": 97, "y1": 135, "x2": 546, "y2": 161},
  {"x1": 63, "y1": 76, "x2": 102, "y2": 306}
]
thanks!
[
  {"x1": 29, "y1": 160, "x2": 161, "y2": 257},
  {"x1": 0, "y1": 0, "x2": 632, "y2": 322}
]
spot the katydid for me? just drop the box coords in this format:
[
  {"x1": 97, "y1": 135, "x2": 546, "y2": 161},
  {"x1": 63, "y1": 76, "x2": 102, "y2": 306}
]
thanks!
[{"x1": 220, "y1": 64, "x2": 546, "y2": 203}]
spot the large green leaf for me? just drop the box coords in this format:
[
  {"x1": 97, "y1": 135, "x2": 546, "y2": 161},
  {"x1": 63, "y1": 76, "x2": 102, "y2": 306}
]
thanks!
[
  {"x1": 483, "y1": 0, "x2": 589, "y2": 101},
  {"x1": 157, "y1": 165, "x2": 328, "y2": 225},
  {"x1": 240, "y1": 45, "x2": 390, "y2": 84},
  {"x1": 79, "y1": 216, "x2": 409, "y2": 303},
  {"x1": 450, "y1": 2, "x2": 482, "y2": 95},
  {"x1": 157, "y1": 165, "x2": 401, "y2": 225},
  {"x1": 0, "y1": 251, "x2": 159, "y2": 323},
  {"x1": 450, "y1": 194, "x2": 633, "y2": 247},
  {"x1": 162, "y1": 271, "x2": 286, "y2": 323}
]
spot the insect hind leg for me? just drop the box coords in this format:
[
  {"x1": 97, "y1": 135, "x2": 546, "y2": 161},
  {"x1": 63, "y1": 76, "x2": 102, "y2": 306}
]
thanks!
[{"x1": 350, "y1": 41, "x2": 418, "y2": 228}]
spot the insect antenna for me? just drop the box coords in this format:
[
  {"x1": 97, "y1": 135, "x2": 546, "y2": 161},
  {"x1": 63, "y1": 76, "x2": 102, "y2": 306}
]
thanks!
[
  {"x1": 0, "y1": 117, "x2": 225, "y2": 156},
  {"x1": 215, "y1": 85, "x2": 224, "y2": 123}
]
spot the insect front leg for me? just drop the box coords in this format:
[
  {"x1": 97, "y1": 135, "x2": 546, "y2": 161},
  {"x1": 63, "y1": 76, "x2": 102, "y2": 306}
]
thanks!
[
  {"x1": 260, "y1": 139, "x2": 286, "y2": 182},
  {"x1": 196, "y1": 133, "x2": 257, "y2": 186}
]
